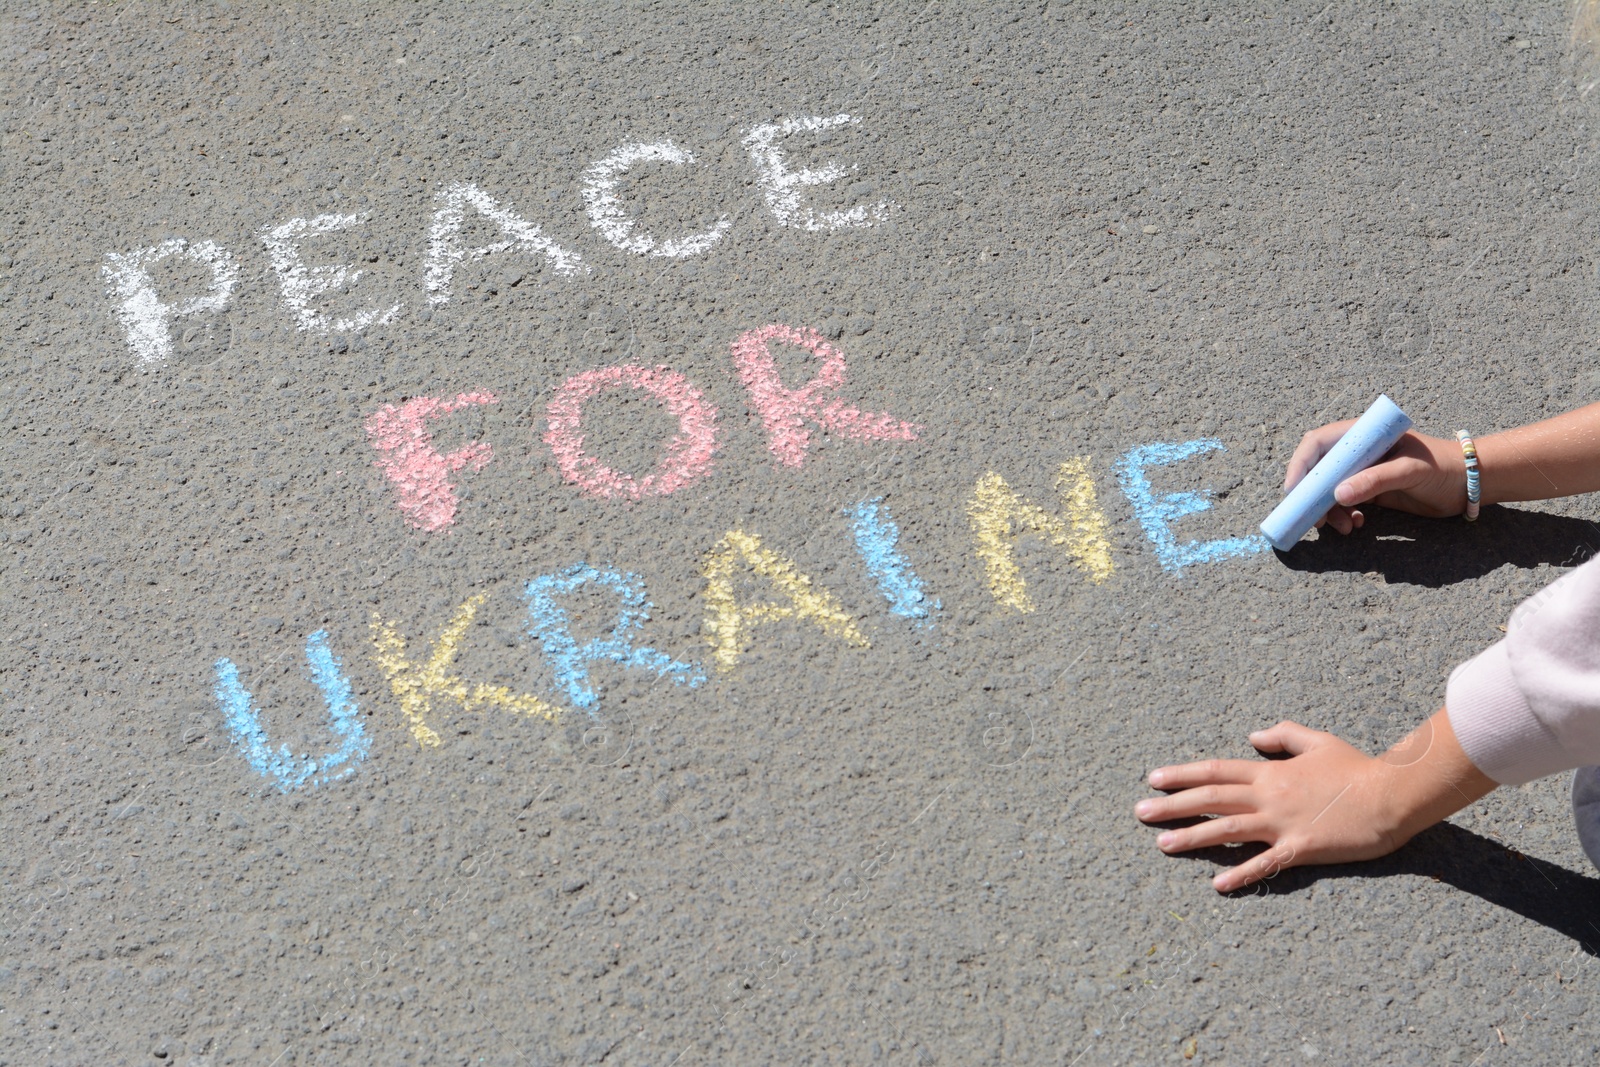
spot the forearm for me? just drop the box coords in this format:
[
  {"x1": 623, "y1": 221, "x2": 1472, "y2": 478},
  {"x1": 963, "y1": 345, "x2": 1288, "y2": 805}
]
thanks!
[
  {"x1": 1479, "y1": 401, "x2": 1600, "y2": 505},
  {"x1": 1373, "y1": 706, "x2": 1498, "y2": 845}
]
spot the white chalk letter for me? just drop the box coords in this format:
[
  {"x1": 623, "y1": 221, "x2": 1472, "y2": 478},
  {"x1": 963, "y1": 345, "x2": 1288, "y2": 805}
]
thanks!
[
  {"x1": 742, "y1": 114, "x2": 891, "y2": 231},
  {"x1": 102, "y1": 238, "x2": 238, "y2": 367},
  {"x1": 261, "y1": 213, "x2": 402, "y2": 332},
  {"x1": 426, "y1": 181, "x2": 587, "y2": 306},
  {"x1": 580, "y1": 141, "x2": 731, "y2": 257}
]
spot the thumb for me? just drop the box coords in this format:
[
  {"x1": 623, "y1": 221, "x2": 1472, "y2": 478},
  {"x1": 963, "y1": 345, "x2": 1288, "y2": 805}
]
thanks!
[
  {"x1": 1334, "y1": 456, "x2": 1417, "y2": 507},
  {"x1": 1249, "y1": 720, "x2": 1325, "y2": 756}
]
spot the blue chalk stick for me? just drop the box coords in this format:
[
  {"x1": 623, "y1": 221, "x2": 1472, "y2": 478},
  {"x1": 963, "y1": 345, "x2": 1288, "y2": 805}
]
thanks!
[{"x1": 1260, "y1": 394, "x2": 1413, "y2": 552}]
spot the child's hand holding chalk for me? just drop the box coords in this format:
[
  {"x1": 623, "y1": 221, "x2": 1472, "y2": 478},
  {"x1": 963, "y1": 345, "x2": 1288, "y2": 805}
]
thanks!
[
  {"x1": 1261, "y1": 395, "x2": 1417, "y2": 550},
  {"x1": 1283, "y1": 420, "x2": 1469, "y2": 535},
  {"x1": 1143, "y1": 401, "x2": 1600, "y2": 892},
  {"x1": 1279, "y1": 397, "x2": 1600, "y2": 541}
]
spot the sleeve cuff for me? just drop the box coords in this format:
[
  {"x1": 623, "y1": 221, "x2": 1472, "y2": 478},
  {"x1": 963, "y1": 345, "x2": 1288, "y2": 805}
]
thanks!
[{"x1": 1446, "y1": 640, "x2": 1571, "y2": 786}]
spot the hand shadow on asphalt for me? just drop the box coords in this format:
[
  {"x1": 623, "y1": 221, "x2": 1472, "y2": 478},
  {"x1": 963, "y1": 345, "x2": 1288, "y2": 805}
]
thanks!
[
  {"x1": 1173, "y1": 823, "x2": 1600, "y2": 956},
  {"x1": 1274, "y1": 504, "x2": 1600, "y2": 588}
]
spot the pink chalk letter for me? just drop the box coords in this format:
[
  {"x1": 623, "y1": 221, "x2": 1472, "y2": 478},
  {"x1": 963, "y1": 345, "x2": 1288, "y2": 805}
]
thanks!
[
  {"x1": 729, "y1": 324, "x2": 919, "y2": 467},
  {"x1": 365, "y1": 391, "x2": 499, "y2": 532},
  {"x1": 544, "y1": 365, "x2": 719, "y2": 501}
]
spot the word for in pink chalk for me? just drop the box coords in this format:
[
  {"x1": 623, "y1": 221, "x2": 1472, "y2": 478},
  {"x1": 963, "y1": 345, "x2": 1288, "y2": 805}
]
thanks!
[
  {"x1": 366, "y1": 324, "x2": 917, "y2": 529},
  {"x1": 100, "y1": 113, "x2": 890, "y2": 367}
]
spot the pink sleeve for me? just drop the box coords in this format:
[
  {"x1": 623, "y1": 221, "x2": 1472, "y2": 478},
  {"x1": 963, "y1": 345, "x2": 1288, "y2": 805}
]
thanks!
[{"x1": 1447, "y1": 555, "x2": 1600, "y2": 785}]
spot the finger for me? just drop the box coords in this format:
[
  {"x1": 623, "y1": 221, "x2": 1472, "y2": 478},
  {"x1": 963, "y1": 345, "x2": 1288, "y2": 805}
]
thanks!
[
  {"x1": 1214, "y1": 843, "x2": 1300, "y2": 893},
  {"x1": 1146, "y1": 758, "x2": 1261, "y2": 791},
  {"x1": 1156, "y1": 814, "x2": 1269, "y2": 853},
  {"x1": 1322, "y1": 504, "x2": 1356, "y2": 536},
  {"x1": 1334, "y1": 452, "x2": 1425, "y2": 507},
  {"x1": 1247, "y1": 720, "x2": 1326, "y2": 757},
  {"x1": 1135, "y1": 784, "x2": 1259, "y2": 823},
  {"x1": 1284, "y1": 420, "x2": 1357, "y2": 490}
]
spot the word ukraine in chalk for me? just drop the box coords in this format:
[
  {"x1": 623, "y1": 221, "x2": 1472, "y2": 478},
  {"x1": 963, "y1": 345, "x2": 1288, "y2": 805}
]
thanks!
[
  {"x1": 212, "y1": 437, "x2": 1269, "y2": 786},
  {"x1": 213, "y1": 630, "x2": 369, "y2": 792},
  {"x1": 102, "y1": 113, "x2": 890, "y2": 366},
  {"x1": 365, "y1": 325, "x2": 918, "y2": 528}
]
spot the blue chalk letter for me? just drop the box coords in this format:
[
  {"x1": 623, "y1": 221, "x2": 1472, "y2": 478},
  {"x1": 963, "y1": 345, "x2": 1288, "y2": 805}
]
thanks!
[
  {"x1": 1116, "y1": 439, "x2": 1270, "y2": 574},
  {"x1": 847, "y1": 497, "x2": 938, "y2": 625},
  {"x1": 213, "y1": 630, "x2": 370, "y2": 792},
  {"x1": 525, "y1": 563, "x2": 704, "y2": 712}
]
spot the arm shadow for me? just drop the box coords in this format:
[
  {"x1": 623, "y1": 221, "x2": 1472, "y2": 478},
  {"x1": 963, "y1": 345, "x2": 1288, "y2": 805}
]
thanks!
[
  {"x1": 1274, "y1": 504, "x2": 1600, "y2": 588},
  {"x1": 1182, "y1": 822, "x2": 1600, "y2": 955}
]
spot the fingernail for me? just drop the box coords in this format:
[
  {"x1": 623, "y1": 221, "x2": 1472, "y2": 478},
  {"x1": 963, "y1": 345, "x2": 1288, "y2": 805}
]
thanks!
[
  {"x1": 1134, "y1": 801, "x2": 1153, "y2": 818},
  {"x1": 1157, "y1": 832, "x2": 1176, "y2": 849},
  {"x1": 1148, "y1": 769, "x2": 1165, "y2": 787},
  {"x1": 1334, "y1": 482, "x2": 1354, "y2": 505}
]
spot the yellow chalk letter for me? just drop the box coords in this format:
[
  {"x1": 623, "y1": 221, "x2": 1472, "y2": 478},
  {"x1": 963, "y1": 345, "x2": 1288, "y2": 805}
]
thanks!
[
  {"x1": 967, "y1": 460, "x2": 1114, "y2": 613},
  {"x1": 701, "y1": 530, "x2": 869, "y2": 672},
  {"x1": 371, "y1": 594, "x2": 562, "y2": 748}
]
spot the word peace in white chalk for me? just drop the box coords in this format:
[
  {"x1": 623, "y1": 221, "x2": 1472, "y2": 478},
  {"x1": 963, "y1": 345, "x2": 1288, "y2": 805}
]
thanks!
[{"x1": 102, "y1": 113, "x2": 892, "y2": 367}]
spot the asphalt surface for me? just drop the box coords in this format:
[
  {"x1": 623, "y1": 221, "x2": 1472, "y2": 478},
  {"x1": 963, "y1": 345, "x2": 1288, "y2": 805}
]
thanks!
[{"x1": 5, "y1": 2, "x2": 1600, "y2": 1064}]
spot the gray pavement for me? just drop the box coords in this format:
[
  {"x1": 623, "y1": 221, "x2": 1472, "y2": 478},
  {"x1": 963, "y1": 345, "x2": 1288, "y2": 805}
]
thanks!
[{"x1": 4, "y1": 2, "x2": 1600, "y2": 1063}]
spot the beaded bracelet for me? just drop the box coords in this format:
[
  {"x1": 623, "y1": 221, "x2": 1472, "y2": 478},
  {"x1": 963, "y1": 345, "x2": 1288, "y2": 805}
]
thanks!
[{"x1": 1456, "y1": 430, "x2": 1481, "y2": 521}]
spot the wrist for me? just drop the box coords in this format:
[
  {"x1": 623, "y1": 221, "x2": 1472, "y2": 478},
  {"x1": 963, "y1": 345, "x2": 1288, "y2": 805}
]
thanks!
[
  {"x1": 1356, "y1": 760, "x2": 1424, "y2": 851},
  {"x1": 1436, "y1": 434, "x2": 1471, "y2": 513},
  {"x1": 1374, "y1": 709, "x2": 1498, "y2": 844},
  {"x1": 1473, "y1": 432, "x2": 1502, "y2": 506}
]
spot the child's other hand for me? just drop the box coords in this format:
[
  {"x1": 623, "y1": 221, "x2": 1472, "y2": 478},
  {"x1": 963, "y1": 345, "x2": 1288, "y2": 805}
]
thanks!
[
  {"x1": 1134, "y1": 721, "x2": 1404, "y2": 892},
  {"x1": 1285, "y1": 424, "x2": 1467, "y2": 534}
]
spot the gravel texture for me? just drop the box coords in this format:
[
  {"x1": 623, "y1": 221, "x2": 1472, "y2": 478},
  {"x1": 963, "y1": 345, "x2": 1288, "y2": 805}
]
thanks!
[{"x1": 4, "y1": 2, "x2": 1600, "y2": 1063}]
